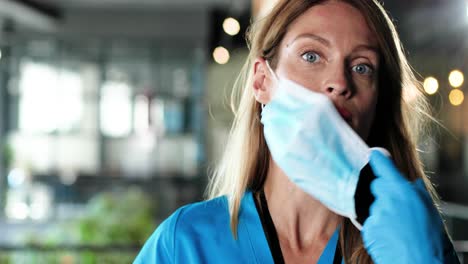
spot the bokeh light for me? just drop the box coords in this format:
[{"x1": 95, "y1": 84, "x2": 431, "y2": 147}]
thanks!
[
  {"x1": 213, "y1": 46, "x2": 230, "y2": 65},
  {"x1": 449, "y1": 89, "x2": 464, "y2": 106},
  {"x1": 449, "y1": 70, "x2": 464, "y2": 88},
  {"x1": 423, "y1": 76, "x2": 439, "y2": 95},
  {"x1": 223, "y1": 17, "x2": 241, "y2": 36}
]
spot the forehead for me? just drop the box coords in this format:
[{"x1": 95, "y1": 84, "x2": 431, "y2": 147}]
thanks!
[{"x1": 283, "y1": 1, "x2": 377, "y2": 48}]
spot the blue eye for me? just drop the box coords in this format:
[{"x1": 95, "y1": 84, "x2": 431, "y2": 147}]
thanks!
[
  {"x1": 352, "y1": 64, "x2": 373, "y2": 75},
  {"x1": 301, "y1": 52, "x2": 321, "y2": 63}
]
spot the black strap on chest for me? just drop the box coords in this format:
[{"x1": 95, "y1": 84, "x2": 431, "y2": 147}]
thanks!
[
  {"x1": 253, "y1": 189, "x2": 342, "y2": 264},
  {"x1": 254, "y1": 189, "x2": 285, "y2": 263}
]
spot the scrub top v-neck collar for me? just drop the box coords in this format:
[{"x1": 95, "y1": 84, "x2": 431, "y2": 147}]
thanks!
[{"x1": 238, "y1": 191, "x2": 342, "y2": 264}]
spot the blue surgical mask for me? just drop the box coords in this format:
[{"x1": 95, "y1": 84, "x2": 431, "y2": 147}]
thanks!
[{"x1": 261, "y1": 61, "x2": 386, "y2": 230}]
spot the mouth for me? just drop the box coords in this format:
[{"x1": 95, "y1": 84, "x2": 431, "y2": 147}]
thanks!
[{"x1": 334, "y1": 105, "x2": 353, "y2": 125}]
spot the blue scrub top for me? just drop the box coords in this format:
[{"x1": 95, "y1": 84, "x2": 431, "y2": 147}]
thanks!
[{"x1": 134, "y1": 191, "x2": 342, "y2": 263}]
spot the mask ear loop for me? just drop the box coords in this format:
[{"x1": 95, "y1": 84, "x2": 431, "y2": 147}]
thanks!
[
  {"x1": 263, "y1": 60, "x2": 278, "y2": 111},
  {"x1": 265, "y1": 60, "x2": 278, "y2": 82}
]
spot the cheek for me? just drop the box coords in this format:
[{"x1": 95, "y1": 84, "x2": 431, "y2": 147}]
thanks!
[
  {"x1": 276, "y1": 57, "x2": 324, "y2": 92},
  {"x1": 355, "y1": 90, "x2": 378, "y2": 138}
]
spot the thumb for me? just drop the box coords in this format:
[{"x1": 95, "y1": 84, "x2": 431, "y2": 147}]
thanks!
[{"x1": 369, "y1": 149, "x2": 406, "y2": 182}]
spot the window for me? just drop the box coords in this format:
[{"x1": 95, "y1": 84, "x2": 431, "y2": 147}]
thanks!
[
  {"x1": 18, "y1": 60, "x2": 83, "y2": 133},
  {"x1": 100, "y1": 80, "x2": 132, "y2": 137}
]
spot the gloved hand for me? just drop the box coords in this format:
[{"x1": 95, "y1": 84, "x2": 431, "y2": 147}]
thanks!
[{"x1": 361, "y1": 150, "x2": 459, "y2": 264}]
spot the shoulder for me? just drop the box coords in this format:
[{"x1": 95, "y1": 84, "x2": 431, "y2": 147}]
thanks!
[
  {"x1": 134, "y1": 195, "x2": 231, "y2": 263},
  {"x1": 178, "y1": 195, "x2": 229, "y2": 221},
  {"x1": 173, "y1": 195, "x2": 232, "y2": 239},
  {"x1": 133, "y1": 205, "x2": 182, "y2": 263}
]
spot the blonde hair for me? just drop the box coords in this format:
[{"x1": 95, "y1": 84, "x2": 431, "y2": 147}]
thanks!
[{"x1": 207, "y1": 0, "x2": 438, "y2": 263}]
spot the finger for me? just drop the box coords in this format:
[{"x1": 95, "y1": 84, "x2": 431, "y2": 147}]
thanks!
[
  {"x1": 370, "y1": 147, "x2": 391, "y2": 158},
  {"x1": 361, "y1": 215, "x2": 377, "y2": 247},
  {"x1": 370, "y1": 177, "x2": 406, "y2": 200},
  {"x1": 369, "y1": 149, "x2": 406, "y2": 182}
]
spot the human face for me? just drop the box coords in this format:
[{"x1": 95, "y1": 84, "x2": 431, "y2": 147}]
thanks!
[{"x1": 274, "y1": 1, "x2": 379, "y2": 140}]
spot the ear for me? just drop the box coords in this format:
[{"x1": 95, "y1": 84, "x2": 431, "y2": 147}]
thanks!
[{"x1": 253, "y1": 57, "x2": 276, "y2": 104}]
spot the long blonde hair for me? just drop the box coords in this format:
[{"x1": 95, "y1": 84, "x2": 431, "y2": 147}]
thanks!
[{"x1": 207, "y1": 0, "x2": 437, "y2": 263}]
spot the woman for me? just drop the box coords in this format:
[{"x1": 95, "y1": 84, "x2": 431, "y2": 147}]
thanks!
[{"x1": 135, "y1": 0, "x2": 459, "y2": 263}]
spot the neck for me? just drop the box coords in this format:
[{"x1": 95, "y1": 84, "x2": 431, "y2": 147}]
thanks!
[{"x1": 262, "y1": 159, "x2": 342, "y2": 251}]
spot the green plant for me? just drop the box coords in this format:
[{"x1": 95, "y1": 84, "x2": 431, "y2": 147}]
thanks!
[{"x1": 17, "y1": 186, "x2": 157, "y2": 264}]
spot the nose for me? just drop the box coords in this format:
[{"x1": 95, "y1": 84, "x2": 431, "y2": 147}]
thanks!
[{"x1": 322, "y1": 66, "x2": 352, "y2": 99}]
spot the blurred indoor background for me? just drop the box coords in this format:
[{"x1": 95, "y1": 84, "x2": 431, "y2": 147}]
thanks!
[{"x1": 0, "y1": 0, "x2": 466, "y2": 263}]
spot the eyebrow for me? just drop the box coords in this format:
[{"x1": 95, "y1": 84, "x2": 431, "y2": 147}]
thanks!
[
  {"x1": 352, "y1": 45, "x2": 379, "y2": 55},
  {"x1": 289, "y1": 33, "x2": 331, "y2": 47},
  {"x1": 289, "y1": 33, "x2": 380, "y2": 55}
]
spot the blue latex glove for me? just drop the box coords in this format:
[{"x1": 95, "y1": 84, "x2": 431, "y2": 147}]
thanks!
[{"x1": 362, "y1": 150, "x2": 460, "y2": 264}]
